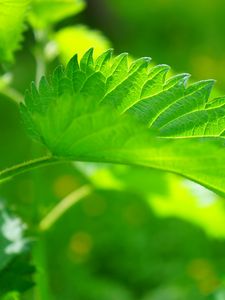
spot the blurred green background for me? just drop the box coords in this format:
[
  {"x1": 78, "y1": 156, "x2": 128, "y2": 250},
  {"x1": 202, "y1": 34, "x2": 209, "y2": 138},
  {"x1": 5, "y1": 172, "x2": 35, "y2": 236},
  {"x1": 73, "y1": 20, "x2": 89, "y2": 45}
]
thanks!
[{"x1": 1, "y1": 0, "x2": 225, "y2": 299}]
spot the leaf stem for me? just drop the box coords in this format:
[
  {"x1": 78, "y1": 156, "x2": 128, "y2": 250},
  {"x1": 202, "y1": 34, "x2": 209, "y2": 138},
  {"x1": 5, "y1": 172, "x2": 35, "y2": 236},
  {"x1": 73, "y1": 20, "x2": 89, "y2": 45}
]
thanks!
[
  {"x1": 39, "y1": 185, "x2": 92, "y2": 231},
  {"x1": 34, "y1": 30, "x2": 48, "y2": 84},
  {"x1": 0, "y1": 156, "x2": 59, "y2": 184},
  {"x1": 33, "y1": 237, "x2": 53, "y2": 300}
]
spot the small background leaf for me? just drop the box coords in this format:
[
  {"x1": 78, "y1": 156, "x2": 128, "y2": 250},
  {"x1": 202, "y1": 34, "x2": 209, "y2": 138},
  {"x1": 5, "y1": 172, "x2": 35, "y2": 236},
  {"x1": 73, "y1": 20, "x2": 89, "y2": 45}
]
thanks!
[
  {"x1": 29, "y1": 0, "x2": 85, "y2": 28},
  {"x1": 52, "y1": 25, "x2": 111, "y2": 64},
  {"x1": 0, "y1": 0, "x2": 30, "y2": 63}
]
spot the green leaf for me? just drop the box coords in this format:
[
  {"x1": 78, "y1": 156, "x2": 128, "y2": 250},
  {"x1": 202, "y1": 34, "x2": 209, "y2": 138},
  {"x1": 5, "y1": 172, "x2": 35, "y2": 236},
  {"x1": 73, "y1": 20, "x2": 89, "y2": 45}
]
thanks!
[
  {"x1": 29, "y1": 0, "x2": 85, "y2": 28},
  {"x1": 20, "y1": 49, "x2": 225, "y2": 196},
  {"x1": 0, "y1": 0, "x2": 30, "y2": 62}
]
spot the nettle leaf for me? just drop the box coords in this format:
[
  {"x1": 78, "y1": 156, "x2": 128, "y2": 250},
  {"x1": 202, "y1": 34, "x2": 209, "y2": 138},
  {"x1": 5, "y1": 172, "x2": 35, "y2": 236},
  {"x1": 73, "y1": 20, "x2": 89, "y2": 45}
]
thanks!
[
  {"x1": 0, "y1": 0, "x2": 30, "y2": 62},
  {"x1": 29, "y1": 0, "x2": 85, "y2": 28},
  {"x1": 20, "y1": 49, "x2": 225, "y2": 196}
]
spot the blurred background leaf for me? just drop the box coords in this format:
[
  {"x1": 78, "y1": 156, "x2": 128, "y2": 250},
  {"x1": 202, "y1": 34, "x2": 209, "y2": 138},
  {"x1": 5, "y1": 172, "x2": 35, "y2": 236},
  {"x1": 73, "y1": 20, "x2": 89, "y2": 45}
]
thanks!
[
  {"x1": 51, "y1": 25, "x2": 111, "y2": 63},
  {"x1": 29, "y1": 0, "x2": 86, "y2": 29},
  {"x1": 0, "y1": 0, "x2": 30, "y2": 63}
]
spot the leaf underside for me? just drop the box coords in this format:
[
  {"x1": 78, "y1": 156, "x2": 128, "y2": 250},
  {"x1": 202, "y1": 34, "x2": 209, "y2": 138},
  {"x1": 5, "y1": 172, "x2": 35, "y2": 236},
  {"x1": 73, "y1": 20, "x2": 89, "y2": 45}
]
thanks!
[{"x1": 20, "y1": 49, "x2": 225, "y2": 196}]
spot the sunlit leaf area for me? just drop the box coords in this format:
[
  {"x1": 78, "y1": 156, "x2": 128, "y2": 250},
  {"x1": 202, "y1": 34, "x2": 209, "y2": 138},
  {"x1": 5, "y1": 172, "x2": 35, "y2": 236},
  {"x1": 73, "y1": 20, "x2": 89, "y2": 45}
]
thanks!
[{"x1": 0, "y1": 0, "x2": 225, "y2": 299}]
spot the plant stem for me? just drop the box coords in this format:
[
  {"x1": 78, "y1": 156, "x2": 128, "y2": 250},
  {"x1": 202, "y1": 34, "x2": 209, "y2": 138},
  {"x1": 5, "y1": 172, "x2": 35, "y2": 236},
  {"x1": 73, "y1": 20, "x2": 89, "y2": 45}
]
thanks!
[
  {"x1": 33, "y1": 237, "x2": 53, "y2": 300},
  {"x1": 35, "y1": 49, "x2": 46, "y2": 85},
  {"x1": 34, "y1": 30, "x2": 48, "y2": 84},
  {"x1": 0, "y1": 156, "x2": 59, "y2": 184},
  {"x1": 39, "y1": 185, "x2": 92, "y2": 231}
]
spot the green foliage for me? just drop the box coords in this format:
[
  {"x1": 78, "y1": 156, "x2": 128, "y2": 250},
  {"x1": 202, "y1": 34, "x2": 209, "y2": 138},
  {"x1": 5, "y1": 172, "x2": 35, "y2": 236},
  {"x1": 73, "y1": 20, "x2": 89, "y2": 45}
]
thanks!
[
  {"x1": 20, "y1": 49, "x2": 225, "y2": 195},
  {"x1": 0, "y1": 0, "x2": 225, "y2": 298},
  {"x1": 0, "y1": 0, "x2": 87, "y2": 63},
  {"x1": 0, "y1": 0, "x2": 30, "y2": 62},
  {"x1": 29, "y1": 0, "x2": 85, "y2": 28},
  {"x1": 0, "y1": 254, "x2": 35, "y2": 298}
]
